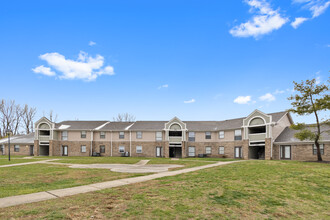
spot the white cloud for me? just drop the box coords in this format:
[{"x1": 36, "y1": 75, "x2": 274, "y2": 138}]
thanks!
[
  {"x1": 184, "y1": 99, "x2": 196, "y2": 104},
  {"x1": 32, "y1": 65, "x2": 56, "y2": 76},
  {"x1": 310, "y1": 1, "x2": 330, "y2": 17},
  {"x1": 291, "y1": 17, "x2": 309, "y2": 28},
  {"x1": 37, "y1": 51, "x2": 114, "y2": 81},
  {"x1": 293, "y1": 0, "x2": 330, "y2": 18},
  {"x1": 259, "y1": 93, "x2": 276, "y2": 102},
  {"x1": 233, "y1": 96, "x2": 252, "y2": 104},
  {"x1": 315, "y1": 71, "x2": 321, "y2": 84},
  {"x1": 274, "y1": 89, "x2": 285, "y2": 94},
  {"x1": 89, "y1": 41, "x2": 96, "y2": 46},
  {"x1": 158, "y1": 84, "x2": 169, "y2": 89},
  {"x1": 230, "y1": 0, "x2": 288, "y2": 38}
]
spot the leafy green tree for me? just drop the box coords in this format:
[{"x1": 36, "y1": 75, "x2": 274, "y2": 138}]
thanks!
[{"x1": 288, "y1": 78, "x2": 329, "y2": 161}]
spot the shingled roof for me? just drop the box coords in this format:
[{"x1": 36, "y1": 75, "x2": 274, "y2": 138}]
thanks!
[
  {"x1": 0, "y1": 133, "x2": 35, "y2": 144},
  {"x1": 55, "y1": 121, "x2": 109, "y2": 130},
  {"x1": 275, "y1": 124, "x2": 330, "y2": 143},
  {"x1": 52, "y1": 111, "x2": 289, "y2": 131}
]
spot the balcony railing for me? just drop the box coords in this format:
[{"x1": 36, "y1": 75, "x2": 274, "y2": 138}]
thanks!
[
  {"x1": 248, "y1": 133, "x2": 266, "y2": 142},
  {"x1": 39, "y1": 135, "x2": 50, "y2": 143},
  {"x1": 169, "y1": 137, "x2": 182, "y2": 143}
]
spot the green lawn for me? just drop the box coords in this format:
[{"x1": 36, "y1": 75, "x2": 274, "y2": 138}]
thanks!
[
  {"x1": 0, "y1": 156, "x2": 47, "y2": 165},
  {"x1": 0, "y1": 160, "x2": 328, "y2": 219},
  {"x1": 0, "y1": 164, "x2": 146, "y2": 198}
]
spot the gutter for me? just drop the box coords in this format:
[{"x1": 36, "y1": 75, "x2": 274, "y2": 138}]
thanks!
[{"x1": 90, "y1": 129, "x2": 94, "y2": 156}]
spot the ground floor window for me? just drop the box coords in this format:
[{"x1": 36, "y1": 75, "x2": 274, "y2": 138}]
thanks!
[
  {"x1": 234, "y1": 146, "x2": 242, "y2": 158},
  {"x1": 119, "y1": 146, "x2": 125, "y2": 153},
  {"x1": 219, "y1": 146, "x2": 224, "y2": 155},
  {"x1": 0, "y1": 145, "x2": 4, "y2": 155},
  {"x1": 313, "y1": 144, "x2": 324, "y2": 155},
  {"x1": 100, "y1": 145, "x2": 105, "y2": 153},
  {"x1": 136, "y1": 146, "x2": 142, "y2": 153},
  {"x1": 81, "y1": 145, "x2": 86, "y2": 153},
  {"x1": 280, "y1": 145, "x2": 291, "y2": 160},
  {"x1": 188, "y1": 146, "x2": 195, "y2": 157},
  {"x1": 205, "y1": 146, "x2": 211, "y2": 154},
  {"x1": 14, "y1": 145, "x2": 20, "y2": 152},
  {"x1": 62, "y1": 145, "x2": 68, "y2": 156}
]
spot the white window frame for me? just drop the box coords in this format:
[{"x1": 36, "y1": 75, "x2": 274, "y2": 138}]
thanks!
[
  {"x1": 100, "y1": 131, "x2": 106, "y2": 139},
  {"x1": 62, "y1": 131, "x2": 68, "y2": 141},
  {"x1": 119, "y1": 131, "x2": 125, "y2": 139},
  {"x1": 205, "y1": 146, "x2": 212, "y2": 154},
  {"x1": 100, "y1": 145, "x2": 105, "y2": 153},
  {"x1": 81, "y1": 131, "x2": 87, "y2": 138},
  {"x1": 188, "y1": 146, "x2": 195, "y2": 157},
  {"x1": 219, "y1": 146, "x2": 224, "y2": 155},
  {"x1": 81, "y1": 145, "x2": 86, "y2": 153},
  {"x1": 119, "y1": 146, "x2": 125, "y2": 153},
  {"x1": 14, "y1": 145, "x2": 20, "y2": 152},
  {"x1": 188, "y1": 132, "x2": 195, "y2": 142},
  {"x1": 219, "y1": 131, "x2": 224, "y2": 139},
  {"x1": 136, "y1": 146, "x2": 142, "y2": 153},
  {"x1": 313, "y1": 144, "x2": 324, "y2": 155},
  {"x1": 234, "y1": 129, "x2": 242, "y2": 140},
  {"x1": 156, "y1": 131, "x2": 162, "y2": 141},
  {"x1": 136, "y1": 131, "x2": 142, "y2": 139}
]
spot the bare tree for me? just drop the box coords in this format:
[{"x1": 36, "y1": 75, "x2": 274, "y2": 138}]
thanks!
[
  {"x1": 43, "y1": 110, "x2": 58, "y2": 122},
  {"x1": 0, "y1": 100, "x2": 16, "y2": 137},
  {"x1": 13, "y1": 104, "x2": 24, "y2": 135},
  {"x1": 22, "y1": 104, "x2": 37, "y2": 134},
  {"x1": 113, "y1": 113, "x2": 136, "y2": 122}
]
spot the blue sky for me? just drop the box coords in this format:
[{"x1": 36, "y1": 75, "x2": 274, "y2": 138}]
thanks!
[{"x1": 0, "y1": 0, "x2": 329, "y2": 123}]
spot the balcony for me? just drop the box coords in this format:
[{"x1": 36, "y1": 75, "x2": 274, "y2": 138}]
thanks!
[
  {"x1": 39, "y1": 135, "x2": 50, "y2": 144},
  {"x1": 248, "y1": 133, "x2": 266, "y2": 142},
  {"x1": 169, "y1": 137, "x2": 182, "y2": 143}
]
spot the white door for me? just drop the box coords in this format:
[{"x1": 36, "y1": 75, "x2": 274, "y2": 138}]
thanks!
[
  {"x1": 63, "y1": 146, "x2": 68, "y2": 156},
  {"x1": 156, "y1": 147, "x2": 162, "y2": 157},
  {"x1": 235, "y1": 147, "x2": 241, "y2": 158},
  {"x1": 188, "y1": 147, "x2": 195, "y2": 157},
  {"x1": 284, "y1": 146, "x2": 291, "y2": 159}
]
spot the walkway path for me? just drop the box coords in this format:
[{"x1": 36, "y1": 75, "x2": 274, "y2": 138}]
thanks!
[
  {"x1": 0, "y1": 159, "x2": 59, "y2": 168},
  {"x1": 0, "y1": 160, "x2": 241, "y2": 208}
]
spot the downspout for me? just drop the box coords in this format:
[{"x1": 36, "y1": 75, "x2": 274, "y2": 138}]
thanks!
[
  {"x1": 90, "y1": 129, "x2": 93, "y2": 156},
  {"x1": 110, "y1": 130, "x2": 113, "y2": 157},
  {"x1": 129, "y1": 131, "x2": 132, "y2": 157}
]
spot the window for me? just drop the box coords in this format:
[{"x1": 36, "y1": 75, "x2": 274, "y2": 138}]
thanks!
[
  {"x1": 205, "y1": 146, "x2": 212, "y2": 154},
  {"x1": 156, "y1": 131, "x2": 162, "y2": 141},
  {"x1": 119, "y1": 131, "x2": 125, "y2": 139},
  {"x1": 100, "y1": 145, "x2": 105, "y2": 153},
  {"x1": 219, "y1": 131, "x2": 224, "y2": 139},
  {"x1": 119, "y1": 146, "x2": 125, "y2": 153},
  {"x1": 280, "y1": 145, "x2": 291, "y2": 160},
  {"x1": 234, "y1": 146, "x2": 242, "y2": 158},
  {"x1": 219, "y1": 146, "x2": 225, "y2": 155},
  {"x1": 81, "y1": 131, "x2": 86, "y2": 138},
  {"x1": 188, "y1": 132, "x2": 195, "y2": 142},
  {"x1": 14, "y1": 145, "x2": 20, "y2": 152},
  {"x1": 100, "y1": 131, "x2": 106, "y2": 139},
  {"x1": 313, "y1": 144, "x2": 324, "y2": 155},
  {"x1": 62, "y1": 131, "x2": 68, "y2": 141},
  {"x1": 136, "y1": 131, "x2": 142, "y2": 139},
  {"x1": 205, "y1": 132, "x2": 211, "y2": 139},
  {"x1": 81, "y1": 145, "x2": 86, "y2": 153},
  {"x1": 136, "y1": 146, "x2": 142, "y2": 153},
  {"x1": 234, "y1": 129, "x2": 242, "y2": 140},
  {"x1": 188, "y1": 146, "x2": 195, "y2": 157}
]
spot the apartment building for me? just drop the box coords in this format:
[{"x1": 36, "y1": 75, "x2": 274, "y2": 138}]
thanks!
[{"x1": 1, "y1": 109, "x2": 328, "y2": 160}]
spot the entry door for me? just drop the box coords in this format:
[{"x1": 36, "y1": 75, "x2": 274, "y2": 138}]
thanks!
[
  {"x1": 30, "y1": 145, "x2": 34, "y2": 156},
  {"x1": 156, "y1": 147, "x2": 162, "y2": 157},
  {"x1": 234, "y1": 147, "x2": 242, "y2": 158},
  {"x1": 280, "y1": 145, "x2": 291, "y2": 160},
  {"x1": 62, "y1": 146, "x2": 68, "y2": 156}
]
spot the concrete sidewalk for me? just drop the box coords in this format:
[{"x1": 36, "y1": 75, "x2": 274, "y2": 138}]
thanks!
[
  {"x1": 0, "y1": 159, "x2": 59, "y2": 168},
  {"x1": 0, "y1": 160, "x2": 241, "y2": 208}
]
